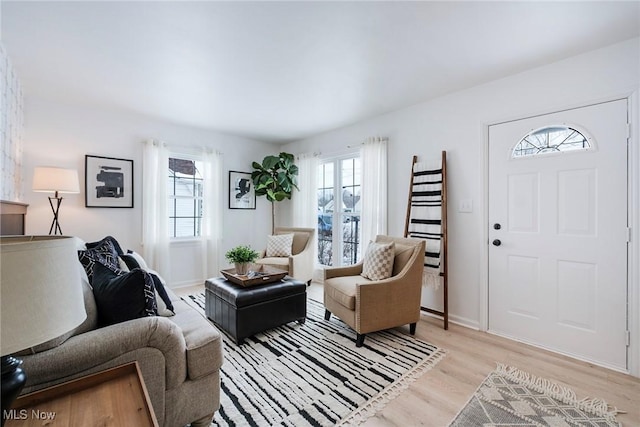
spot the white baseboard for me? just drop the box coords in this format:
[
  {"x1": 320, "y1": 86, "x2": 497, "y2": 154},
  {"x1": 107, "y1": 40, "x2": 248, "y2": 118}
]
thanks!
[
  {"x1": 420, "y1": 310, "x2": 480, "y2": 331},
  {"x1": 168, "y1": 280, "x2": 203, "y2": 290}
]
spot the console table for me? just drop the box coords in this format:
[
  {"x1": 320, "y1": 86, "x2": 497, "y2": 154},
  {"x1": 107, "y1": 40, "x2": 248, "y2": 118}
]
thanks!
[
  {"x1": 4, "y1": 362, "x2": 158, "y2": 427},
  {"x1": 0, "y1": 200, "x2": 28, "y2": 235}
]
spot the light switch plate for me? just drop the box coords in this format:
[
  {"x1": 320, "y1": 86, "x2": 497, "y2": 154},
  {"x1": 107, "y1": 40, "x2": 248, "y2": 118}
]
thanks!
[{"x1": 459, "y1": 199, "x2": 473, "y2": 213}]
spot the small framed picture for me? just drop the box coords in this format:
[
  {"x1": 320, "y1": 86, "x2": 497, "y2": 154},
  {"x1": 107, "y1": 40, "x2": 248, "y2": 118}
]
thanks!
[
  {"x1": 229, "y1": 170, "x2": 255, "y2": 209},
  {"x1": 85, "y1": 155, "x2": 134, "y2": 208}
]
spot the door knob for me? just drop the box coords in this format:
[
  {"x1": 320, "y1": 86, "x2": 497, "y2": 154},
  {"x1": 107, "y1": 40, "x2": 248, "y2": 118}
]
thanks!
[{"x1": 492, "y1": 239, "x2": 501, "y2": 246}]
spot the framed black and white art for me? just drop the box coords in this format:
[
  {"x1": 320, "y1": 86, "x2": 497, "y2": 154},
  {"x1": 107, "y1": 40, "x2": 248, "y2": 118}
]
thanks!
[
  {"x1": 85, "y1": 155, "x2": 134, "y2": 208},
  {"x1": 229, "y1": 170, "x2": 256, "y2": 210}
]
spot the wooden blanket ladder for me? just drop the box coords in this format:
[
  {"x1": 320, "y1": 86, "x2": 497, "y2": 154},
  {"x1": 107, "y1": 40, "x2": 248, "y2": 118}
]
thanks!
[{"x1": 403, "y1": 151, "x2": 449, "y2": 330}]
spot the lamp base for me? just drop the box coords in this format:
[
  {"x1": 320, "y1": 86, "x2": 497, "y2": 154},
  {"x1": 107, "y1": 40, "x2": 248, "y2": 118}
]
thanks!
[
  {"x1": 1, "y1": 355, "x2": 27, "y2": 427},
  {"x1": 48, "y1": 196, "x2": 64, "y2": 235}
]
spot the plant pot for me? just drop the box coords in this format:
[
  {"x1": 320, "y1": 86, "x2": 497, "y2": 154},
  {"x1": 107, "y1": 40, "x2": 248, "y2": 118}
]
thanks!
[{"x1": 234, "y1": 262, "x2": 251, "y2": 275}]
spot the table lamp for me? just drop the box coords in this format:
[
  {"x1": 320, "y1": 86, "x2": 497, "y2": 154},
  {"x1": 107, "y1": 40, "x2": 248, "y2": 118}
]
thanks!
[
  {"x1": 32, "y1": 167, "x2": 80, "y2": 235},
  {"x1": 1, "y1": 236, "x2": 86, "y2": 426}
]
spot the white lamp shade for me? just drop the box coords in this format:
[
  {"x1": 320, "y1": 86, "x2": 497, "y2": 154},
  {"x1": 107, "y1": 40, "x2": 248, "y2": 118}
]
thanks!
[
  {"x1": 0, "y1": 236, "x2": 87, "y2": 356},
  {"x1": 32, "y1": 167, "x2": 80, "y2": 194}
]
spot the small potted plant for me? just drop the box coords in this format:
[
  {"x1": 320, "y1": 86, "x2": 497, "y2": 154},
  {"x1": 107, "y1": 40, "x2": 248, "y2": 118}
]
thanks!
[{"x1": 225, "y1": 245, "x2": 260, "y2": 275}]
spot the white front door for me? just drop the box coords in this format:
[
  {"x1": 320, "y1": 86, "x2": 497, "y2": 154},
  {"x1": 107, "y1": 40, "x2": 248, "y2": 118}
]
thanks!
[{"x1": 488, "y1": 99, "x2": 629, "y2": 371}]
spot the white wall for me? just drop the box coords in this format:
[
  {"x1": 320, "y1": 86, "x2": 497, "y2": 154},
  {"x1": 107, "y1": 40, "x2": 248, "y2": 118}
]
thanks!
[
  {"x1": 21, "y1": 97, "x2": 278, "y2": 287},
  {"x1": 283, "y1": 38, "x2": 640, "y2": 331}
]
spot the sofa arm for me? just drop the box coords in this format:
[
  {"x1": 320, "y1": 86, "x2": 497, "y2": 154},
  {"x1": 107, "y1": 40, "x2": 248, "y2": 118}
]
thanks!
[
  {"x1": 324, "y1": 263, "x2": 363, "y2": 280},
  {"x1": 21, "y1": 316, "x2": 187, "y2": 390},
  {"x1": 169, "y1": 299, "x2": 224, "y2": 380}
]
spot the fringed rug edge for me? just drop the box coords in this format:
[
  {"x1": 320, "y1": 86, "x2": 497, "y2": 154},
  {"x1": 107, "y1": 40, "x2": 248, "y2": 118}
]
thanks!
[
  {"x1": 446, "y1": 363, "x2": 624, "y2": 427},
  {"x1": 337, "y1": 347, "x2": 447, "y2": 426},
  {"x1": 494, "y1": 363, "x2": 623, "y2": 422}
]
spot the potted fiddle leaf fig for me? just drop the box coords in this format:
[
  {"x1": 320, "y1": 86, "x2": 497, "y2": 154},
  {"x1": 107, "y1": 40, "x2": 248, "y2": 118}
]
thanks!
[
  {"x1": 225, "y1": 245, "x2": 259, "y2": 275},
  {"x1": 251, "y1": 152, "x2": 299, "y2": 233}
]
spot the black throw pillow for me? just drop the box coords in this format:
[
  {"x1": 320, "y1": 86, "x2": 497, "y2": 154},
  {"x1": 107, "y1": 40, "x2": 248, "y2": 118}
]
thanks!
[
  {"x1": 120, "y1": 250, "x2": 173, "y2": 313},
  {"x1": 149, "y1": 273, "x2": 174, "y2": 312},
  {"x1": 120, "y1": 253, "x2": 141, "y2": 271},
  {"x1": 78, "y1": 237, "x2": 121, "y2": 284},
  {"x1": 92, "y1": 262, "x2": 158, "y2": 327}
]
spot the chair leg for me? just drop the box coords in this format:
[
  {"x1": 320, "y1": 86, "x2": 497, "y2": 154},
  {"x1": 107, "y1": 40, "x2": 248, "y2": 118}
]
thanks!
[
  {"x1": 324, "y1": 309, "x2": 331, "y2": 320},
  {"x1": 409, "y1": 322, "x2": 417, "y2": 335},
  {"x1": 356, "y1": 334, "x2": 366, "y2": 347},
  {"x1": 307, "y1": 280, "x2": 312, "y2": 286}
]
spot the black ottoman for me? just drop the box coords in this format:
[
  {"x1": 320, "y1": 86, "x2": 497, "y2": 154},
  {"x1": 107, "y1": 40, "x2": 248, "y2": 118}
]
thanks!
[{"x1": 205, "y1": 276, "x2": 307, "y2": 344}]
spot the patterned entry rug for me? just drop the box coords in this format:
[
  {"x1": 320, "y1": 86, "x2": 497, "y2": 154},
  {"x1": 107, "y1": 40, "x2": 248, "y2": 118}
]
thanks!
[
  {"x1": 448, "y1": 364, "x2": 622, "y2": 427},
  {"x1": 184, "y1": 293, "x2": 446, "y2": 426}
]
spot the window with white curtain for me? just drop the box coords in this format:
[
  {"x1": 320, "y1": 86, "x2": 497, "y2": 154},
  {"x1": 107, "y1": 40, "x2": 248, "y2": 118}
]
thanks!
[
  {"x1": 317, "y1": 155, "x2": 362, "y2": 266},
  {"x1": 168, "y1": 157, "x2": 204, "y2": 238}
]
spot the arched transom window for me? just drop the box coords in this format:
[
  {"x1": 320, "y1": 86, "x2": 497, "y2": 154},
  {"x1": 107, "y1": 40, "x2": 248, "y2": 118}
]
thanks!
[{"x1": 512, "y1": 126, "x2": 592, "y2": 158}]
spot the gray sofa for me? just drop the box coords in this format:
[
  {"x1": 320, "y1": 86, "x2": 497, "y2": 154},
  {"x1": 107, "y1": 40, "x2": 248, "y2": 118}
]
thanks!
[{"x1": 18, "y1": 265, "x2": 223, "y2": 427}]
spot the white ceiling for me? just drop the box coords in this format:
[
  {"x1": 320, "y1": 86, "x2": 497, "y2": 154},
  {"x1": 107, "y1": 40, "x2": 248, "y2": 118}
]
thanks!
[{"x1": 2, "y1": 1, "x2": 639, "y2": 143}]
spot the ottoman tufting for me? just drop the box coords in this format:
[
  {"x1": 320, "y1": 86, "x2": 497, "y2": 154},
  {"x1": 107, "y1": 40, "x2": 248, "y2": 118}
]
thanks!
[{"x1": 205, "y1": 276, "x2": 307, "y2": 344}]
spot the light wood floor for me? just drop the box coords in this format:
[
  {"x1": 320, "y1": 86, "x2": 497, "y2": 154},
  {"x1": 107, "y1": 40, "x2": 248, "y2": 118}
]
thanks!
[{"x1": 174, "y1": 282, "x2": 640, "y2": 426}]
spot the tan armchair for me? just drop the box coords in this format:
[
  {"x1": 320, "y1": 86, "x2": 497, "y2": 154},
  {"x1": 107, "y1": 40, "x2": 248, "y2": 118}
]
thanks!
[
  {"x1": 323, "y1": 235, "x2": 425, "y2": 347},
  {"x1": 255, "y1": 226, "x2": 316, "y2": 284}
]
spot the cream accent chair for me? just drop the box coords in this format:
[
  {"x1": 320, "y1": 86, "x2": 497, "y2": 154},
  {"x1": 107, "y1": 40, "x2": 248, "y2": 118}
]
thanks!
[
  {"x1": 255, "y1": 227, "x2": 316, "y2": 284},
  {"x1": 323, "y1": 235, "x2": 425, "y2": 347}
]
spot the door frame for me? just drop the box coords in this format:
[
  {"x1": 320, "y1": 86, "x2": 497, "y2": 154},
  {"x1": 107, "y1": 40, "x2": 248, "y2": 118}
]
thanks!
[{"x1": 480, "y1": 93, "x2": 639, "y2": 377}]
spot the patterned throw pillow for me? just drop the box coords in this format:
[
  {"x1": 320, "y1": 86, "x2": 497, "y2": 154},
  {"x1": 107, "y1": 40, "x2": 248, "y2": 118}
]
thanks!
[
  {"x1": 361, "y1": 241, "x2": 395, "y2": 281},
  {"x1": 266, "y1": 233, "x2": 294, "y2": 257},
  {"x1": 119, "y1": 253, "x2": 175, "y2": 316},
  {"x1": 78, "y1": 237, "x2": 121, "y2": 284}
]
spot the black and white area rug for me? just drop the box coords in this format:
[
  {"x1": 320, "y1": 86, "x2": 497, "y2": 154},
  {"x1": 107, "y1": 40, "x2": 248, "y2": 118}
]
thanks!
[
  {"x1": 448, "y1": 364, "x2": 622, "y2": 427},
  {"x1": 184, "y1": 293, "x2": 446, "y2": 426}
]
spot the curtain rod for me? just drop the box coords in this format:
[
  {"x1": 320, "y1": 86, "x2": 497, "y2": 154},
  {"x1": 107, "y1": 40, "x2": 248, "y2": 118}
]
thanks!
[
  {"x1": 143, "y1": 139, "x2": 223, "y2": 155},
  {"x1": 296, "y1": 152, "x2": 321, "y2": 159},
  {"x1": 346, "y1": 137, "x2": 388, "y2": 148}
]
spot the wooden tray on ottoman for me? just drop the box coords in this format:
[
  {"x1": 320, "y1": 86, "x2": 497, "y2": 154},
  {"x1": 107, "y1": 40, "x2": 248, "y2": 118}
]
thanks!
[{"x1": 221, "y1": 265, "x2": 287, "y2": 287}]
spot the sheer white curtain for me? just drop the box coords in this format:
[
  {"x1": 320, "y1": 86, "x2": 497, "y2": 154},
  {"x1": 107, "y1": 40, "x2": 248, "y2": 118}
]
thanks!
[
  {"x1": 201, "y1": 149, "x2": 223, "y2": 278},
  {"x1": 293, "y1": 152, "x2": 319, "y2": 267},
  {"x1": 360, "y1": 137, "x2": 388, "y2": 249},
  {"x1": 293, "y1": 153, "x2": 319, "y2": 228},
  {"x1": 141, "y1": 139, "x2": 170, "y2": 278}
]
